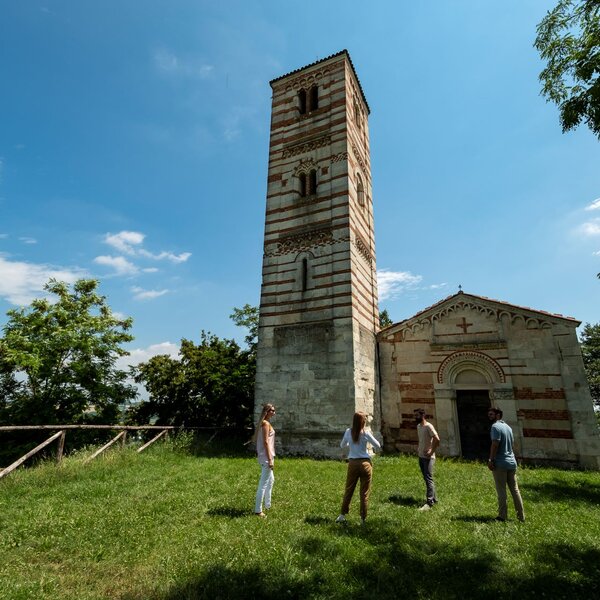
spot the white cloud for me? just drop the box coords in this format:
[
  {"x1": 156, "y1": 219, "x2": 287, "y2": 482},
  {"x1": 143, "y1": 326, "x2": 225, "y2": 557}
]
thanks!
[
  {"x1": 116, "y1": 341, "x2": 180, "y2": 370},
  {"x1": 19, "y1": 237, "x2": 37, "y2": 245},
  {"x1": 94, "y1": 255, "x2": 138, "y2": 275},
  {"x1": 0, "y1": 255, "x2": 85, "y2": 305},
  {"x1": 580, "y1": 220, "x2": 600, "y2": 236},
  {"x1": 377, "y1": 269, "x2": 423, "y2": 300},
  {"x1": 131, "y1": 286, "x2": 169, "y2": 301},
  {"x1": 0, "y1": 233, "x2": 8, "y2": 239},
  {"x1": 585, "y1": 198, "x2": 600, "y2": 211},
  {"x1": 154, "y1": 48, "x2": 214, "y2": 79},
  {"x1": 593, "y1": 250, "x2": 600, "y2": 256},
  {"x1": 104, "y1": 231, "x2": 145, "y2": 255},
  {"x1": 116, "y1": 341, "x2": 181, "y2": 400},
  {"x1": 139, "y1": 249, "x2": 191, "y2": 263},
  {"x1": 102, "y1": 230, "x2": 191, "y2": 268},
  {"x1": 142, "y1": 267, "x2": 159, "y2": 273}
]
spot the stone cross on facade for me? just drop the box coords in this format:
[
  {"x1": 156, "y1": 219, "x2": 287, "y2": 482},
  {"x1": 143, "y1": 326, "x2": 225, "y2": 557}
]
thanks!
[{"x1": 457, "y1": 317, "x2": 473, "y2": 333}]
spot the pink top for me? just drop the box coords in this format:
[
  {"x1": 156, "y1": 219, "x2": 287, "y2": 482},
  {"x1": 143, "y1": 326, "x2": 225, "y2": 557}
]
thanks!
[{"x1": 256, "y1": 420, "x2": 275, "y2": 464}]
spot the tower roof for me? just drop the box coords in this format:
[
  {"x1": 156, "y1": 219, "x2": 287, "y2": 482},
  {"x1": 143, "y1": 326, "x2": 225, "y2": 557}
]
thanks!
[{"x1": 269, "y1": 49, "x2": 370, "y2": 114}]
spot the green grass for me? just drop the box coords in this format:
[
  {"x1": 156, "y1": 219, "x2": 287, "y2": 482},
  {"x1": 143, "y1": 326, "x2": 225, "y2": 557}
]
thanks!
[{"x1": 1, "y1": 443, "x2": 599, "y2": 600}]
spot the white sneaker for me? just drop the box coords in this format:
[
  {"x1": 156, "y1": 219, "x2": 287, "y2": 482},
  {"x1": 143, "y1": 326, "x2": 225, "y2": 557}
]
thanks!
[
  {"x1": 335, "y1": 514, "x2": 347, "y2": 523},
  {"x1": 418, "y1": 503, "x2": 432, "y2": 511}
]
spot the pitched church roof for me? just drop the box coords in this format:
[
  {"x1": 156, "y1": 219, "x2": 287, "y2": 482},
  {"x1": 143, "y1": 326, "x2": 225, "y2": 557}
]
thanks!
[
  {"x1": 380, "y1": 290, "x2": 580, "y2": 333},
  {"x1": 269, "y1": 49, "x2": 370, "y2": 114}
]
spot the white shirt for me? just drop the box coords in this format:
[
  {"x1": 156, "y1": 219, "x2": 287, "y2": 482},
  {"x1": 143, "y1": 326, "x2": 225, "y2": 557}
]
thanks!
[{"x1": 340, "y1": 428, "x2": 381, "y2": 459}]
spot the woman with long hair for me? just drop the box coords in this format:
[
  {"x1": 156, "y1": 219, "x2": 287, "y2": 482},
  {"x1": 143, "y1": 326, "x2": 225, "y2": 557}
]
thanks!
[
  {"x1": 336, "y1": 411, "x2": 381, "y2": 525},
  {"x1": 253, "y1": 403, "x2": 276, "y2": 517}
]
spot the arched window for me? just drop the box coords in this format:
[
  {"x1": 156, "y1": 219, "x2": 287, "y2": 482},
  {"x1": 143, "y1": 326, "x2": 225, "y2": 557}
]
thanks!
[
  {"x1": 309, "y1": 86, "x2": 318, "y2": 111},
  {"x1": 298, "y1": 89, "x2": 307, "y2": 115},
  {"x1": 357, "y1": 173, "x2": 365, "y2": 207},
  {"x1": 308, "y1": 169, "x2": 317, "y2": 195},
  {"x1": 299, "y1": 172, "x2": 307, "y2": 197}
]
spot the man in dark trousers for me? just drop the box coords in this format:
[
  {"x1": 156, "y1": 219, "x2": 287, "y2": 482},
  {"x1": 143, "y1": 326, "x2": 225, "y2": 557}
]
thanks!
[
  {"x1": 415, "y1": 408, "x2": 440, "y2": 511},
  {"x1": 487, "y1": 407, "x2": 525, "y2": 522}
]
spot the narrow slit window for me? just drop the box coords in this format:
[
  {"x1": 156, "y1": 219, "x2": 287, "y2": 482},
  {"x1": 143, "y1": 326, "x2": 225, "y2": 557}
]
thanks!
[
  {"x1": 309, "y1": 86, "x2": 318, "y2": 111},
  {"x1": 302, "y1": 258, "x2": 308, "y2": 291},
  {"x1": 357, "y1": 174, "x2": 365, "y2": 207},
  {"x1": 309, "y1": 169, "x2": 317, "y2": 195},
  {"x1": 298, "y1": 89, "x2": 307, "y2": 115},
  {"x1": 354, "y1": 100, "x2": 361, "y2": 129},
  {"x1": 299, "y1": 172, "x2": 307, "y2": 197}
]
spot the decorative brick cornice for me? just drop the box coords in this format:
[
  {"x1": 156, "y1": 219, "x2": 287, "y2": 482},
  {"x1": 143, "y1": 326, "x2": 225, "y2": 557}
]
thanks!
[
  {"x1": 283, "y1": 67, "x2": 331, "y2": 92},
  {"x1": 282, "y1": 135, "x2": 331, "y2": 159},
  {"x1": 351, "y1": 142, "x2": 368, "y2": 176},
  {"x1": 354, "y1": 233, "x2": 373, "y2": 265},
  {"x1": 331, "y1": 152, "x2": 349, "y2": 163},
  {"x1": 264, "y1": 227, "x2": 350, "y2": 257},
  {"x1": 388, "y1": 297, "x2": 558, "y2": 341}
]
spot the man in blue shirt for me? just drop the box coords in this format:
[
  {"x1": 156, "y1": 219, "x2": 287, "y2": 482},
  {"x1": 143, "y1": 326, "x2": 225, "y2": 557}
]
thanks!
[{"x1": 487, "y1": 407, "x2": 525, "y2": 522}]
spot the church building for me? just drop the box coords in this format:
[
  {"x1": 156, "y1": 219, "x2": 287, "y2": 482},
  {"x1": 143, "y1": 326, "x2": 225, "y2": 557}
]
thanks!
[{"x1": 255, "y1": 50, "x2": 600, "y2": 469}]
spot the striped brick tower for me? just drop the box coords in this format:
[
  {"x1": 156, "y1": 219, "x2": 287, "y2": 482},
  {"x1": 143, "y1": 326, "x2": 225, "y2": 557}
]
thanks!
[{"x1": 255, "y1": 50, "x2": 380, "y2": 456}]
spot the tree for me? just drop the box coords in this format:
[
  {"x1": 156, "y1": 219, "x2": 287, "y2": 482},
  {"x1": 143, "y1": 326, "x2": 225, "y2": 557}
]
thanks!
[
  {"x1": 0, "y1": 279, "x2": 136, "y2": 424},
  {"x1": 379, "y1": 309, "x2": 393, "y2": 328},
  {"x1": 535, "y1": 1, "x2": 600, "y2": 139},
  {"x1": 0, "y1": 279, "x2": 136, "y2": 462},
  {"x1": 129, "y1": 333, "x2": 255, "y2": 429},
  {"x1": 580, "y1": 323, "x2": 600, "y2": 411},
  {"x1": 229, "y1": 304, "x2": 259, "y2": 352}
]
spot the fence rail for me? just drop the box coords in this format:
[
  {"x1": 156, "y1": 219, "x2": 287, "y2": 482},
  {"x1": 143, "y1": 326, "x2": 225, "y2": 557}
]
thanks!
[{"x1": 0, "y1": 424, "x2": 193, "y2": 480}]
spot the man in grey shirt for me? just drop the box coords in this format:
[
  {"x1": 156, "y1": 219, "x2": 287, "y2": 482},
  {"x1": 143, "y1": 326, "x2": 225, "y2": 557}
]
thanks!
[
  {"x1": 487, "y1": 407, "x2": 525, "y2": 522},
  {"x1": 415, "y1": 408, "x2": 440, "y2": 511}
]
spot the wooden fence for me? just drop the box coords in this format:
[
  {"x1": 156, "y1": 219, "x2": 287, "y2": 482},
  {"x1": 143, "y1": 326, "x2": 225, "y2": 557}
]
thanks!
[{"x1": 0, "y1": 425, "x2": 177, "y2": 480}]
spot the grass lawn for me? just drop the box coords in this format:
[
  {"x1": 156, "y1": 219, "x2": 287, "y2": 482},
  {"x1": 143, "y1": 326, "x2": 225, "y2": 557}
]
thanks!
[{"x1": 0, "y1": 442, "x2": 599, "y2": 599}]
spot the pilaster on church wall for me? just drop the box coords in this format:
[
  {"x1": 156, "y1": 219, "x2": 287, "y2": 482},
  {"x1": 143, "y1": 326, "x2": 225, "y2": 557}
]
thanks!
[{"x1": 554, "y1": 326, "x2": 600, "y2": 468}]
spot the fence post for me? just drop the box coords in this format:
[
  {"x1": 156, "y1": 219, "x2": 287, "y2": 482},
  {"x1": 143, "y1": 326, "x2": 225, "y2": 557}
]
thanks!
[
  {"x1": 56, "y1": 430, "x2": 66, "y2": 463},
  {"x1": 84, "y1": 431, "x2": 127, "y2": 464},
  {"x1": 137, "y1": 429, "x2": 169, "y2": 453},
  {"x1": 0, "y1": 430, "x2": 65, "y2": 480}
]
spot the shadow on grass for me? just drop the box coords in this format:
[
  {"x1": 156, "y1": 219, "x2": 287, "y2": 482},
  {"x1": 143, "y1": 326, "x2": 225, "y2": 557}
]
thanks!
[
  {"x1": 512, "y1": 543, "x2": 600, "y2": 597},
  {"x1": 133, "y1": 564, "x2": 317, "y2": 600},
  {"x1": 205, "y1": 506, "x2": 248, "y2": 518},
  {"x1": 521, "y1": 480, "x2": 600, "y2": 505},
  {"x1": 387, "y1": 494, "x2": 419, "y2": 506},
  {"x1": 452, "y1": 515, "x2": 498, "y2": 523},
  {"x1": 140, "y1": 520, "x2": 600, "y2": 600}
]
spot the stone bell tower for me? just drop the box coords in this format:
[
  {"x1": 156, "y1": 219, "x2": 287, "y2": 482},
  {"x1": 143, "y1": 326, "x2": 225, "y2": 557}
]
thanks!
[{"x1": 255, "y1": 50, "x2": 379, "y2": 456}]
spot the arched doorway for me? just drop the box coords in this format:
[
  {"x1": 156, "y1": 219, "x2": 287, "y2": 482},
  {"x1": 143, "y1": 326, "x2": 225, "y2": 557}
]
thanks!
[
  {"x1": 437, "y1": 351, "x2": 506, "y2": 460},
  {"x1": 454, "y1": 369, "x2": 491, "y2": 460}
]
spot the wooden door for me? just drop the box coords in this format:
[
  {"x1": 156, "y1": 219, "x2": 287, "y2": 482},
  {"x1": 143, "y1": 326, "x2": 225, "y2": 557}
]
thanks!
[{"x1": 456, "y1": 390, "x2": 490, "y2": 460}]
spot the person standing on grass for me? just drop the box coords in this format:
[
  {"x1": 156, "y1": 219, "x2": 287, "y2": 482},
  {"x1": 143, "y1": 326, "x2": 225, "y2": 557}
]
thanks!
[
  {"x1": 415, "y1": 408, "x2": 440, "y2": 511},
  {"x1": 336, "y1": 411, "x2": 381, "y2": 526},
  {"x1": 487, "y1": 407, "x2": 525, "y2": 522},
  {"x1": 254, "y1": 403, "x2": 276, "y2": 518}
]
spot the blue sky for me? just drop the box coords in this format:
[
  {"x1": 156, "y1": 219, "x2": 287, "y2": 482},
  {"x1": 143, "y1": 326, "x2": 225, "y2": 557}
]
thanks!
[{"x1": 1, "y1": 1, "x2": 599, "y2": 368}]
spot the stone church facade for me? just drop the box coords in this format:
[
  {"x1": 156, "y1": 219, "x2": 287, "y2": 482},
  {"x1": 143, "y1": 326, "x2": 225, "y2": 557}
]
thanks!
[
  {"x1": 379, "y1": 292, "x2": 600, "y2": 469},
  {"x1": 255, "y1": 51, "x2": 600, "y2": 469}
]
